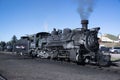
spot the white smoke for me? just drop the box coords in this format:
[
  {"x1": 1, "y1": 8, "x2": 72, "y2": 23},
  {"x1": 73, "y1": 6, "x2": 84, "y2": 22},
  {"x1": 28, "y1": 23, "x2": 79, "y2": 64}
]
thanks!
[
  {"x1": 77, "y1": 0, "x2": 96, "y2": 20},
  {"x1": 43, "y1": 22, "x2": 48, "y2": 32}
]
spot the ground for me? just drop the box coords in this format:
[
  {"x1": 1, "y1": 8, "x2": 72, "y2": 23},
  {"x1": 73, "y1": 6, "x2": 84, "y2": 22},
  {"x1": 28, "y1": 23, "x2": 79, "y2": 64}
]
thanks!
[{"x1": 0, "y1": 52, "x2": 120, "y2": 80}]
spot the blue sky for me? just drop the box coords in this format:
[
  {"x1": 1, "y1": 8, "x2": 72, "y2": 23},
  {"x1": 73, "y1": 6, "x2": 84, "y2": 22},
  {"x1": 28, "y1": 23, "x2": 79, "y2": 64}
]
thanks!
[{"x1": 0, "y1": 0, "x2": 120, "y2": 42}]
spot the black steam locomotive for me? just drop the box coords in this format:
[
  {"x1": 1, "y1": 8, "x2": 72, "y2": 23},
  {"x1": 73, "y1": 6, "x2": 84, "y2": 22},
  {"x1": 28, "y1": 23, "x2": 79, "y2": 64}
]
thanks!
[{"x1": 14, "y1": 20, "x2": 111, "y2": 66}]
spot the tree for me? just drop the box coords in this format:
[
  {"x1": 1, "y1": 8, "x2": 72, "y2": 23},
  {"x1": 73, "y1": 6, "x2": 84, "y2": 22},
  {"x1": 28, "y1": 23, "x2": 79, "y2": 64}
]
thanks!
[
  {"x1": 6, "y1": 41, "x2": 13, "y2": 52},
  {"x1": 11, "y1": 35, "x2": 17, "y2": 44},
  {"x1": 0, "y1": 41, "x2": 6, "y2": 51},
  {"x1": 6, "y1": 41, "x2": 12, "y2": 45},
  {"x1": 11, "y1": 35, "x2": 17, "y2": 52}
]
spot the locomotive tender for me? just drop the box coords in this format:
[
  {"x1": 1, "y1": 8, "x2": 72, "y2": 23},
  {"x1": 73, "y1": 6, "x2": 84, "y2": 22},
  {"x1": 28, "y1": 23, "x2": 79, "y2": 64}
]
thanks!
[{"x1": 14, "y1": 20, "x2": 111, "y2": 66}]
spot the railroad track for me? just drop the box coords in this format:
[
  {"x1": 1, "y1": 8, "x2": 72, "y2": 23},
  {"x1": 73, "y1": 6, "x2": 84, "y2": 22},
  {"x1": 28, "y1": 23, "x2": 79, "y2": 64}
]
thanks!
[
  {"x1": 0, "y1": 74, "x2": 7, "y2": 80},
  {"x1": 1, "y1": 52, "x2": 120, "y2": 74},
  {"x1": 85, "y1": 64, "x2": 120, "y2": 74},
  {"x1": 34, "y1": 57, "x2": 120, "y2": 74}
]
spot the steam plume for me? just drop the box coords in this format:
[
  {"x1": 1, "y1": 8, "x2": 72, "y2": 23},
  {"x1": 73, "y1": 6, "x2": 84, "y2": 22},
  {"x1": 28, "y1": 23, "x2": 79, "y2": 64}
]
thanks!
[
  {"x1": 43, "y1": 22, "x2": 48, "y2": 32},
  {"x1": 77, "y1": 0, "x2": 96, "y2": 20}
]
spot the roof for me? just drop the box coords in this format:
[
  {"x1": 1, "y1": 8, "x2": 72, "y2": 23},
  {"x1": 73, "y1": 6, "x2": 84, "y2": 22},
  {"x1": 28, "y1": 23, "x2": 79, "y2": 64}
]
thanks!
[{"x1": 36, "y1": 32, "x2": 50, "y2": 37}]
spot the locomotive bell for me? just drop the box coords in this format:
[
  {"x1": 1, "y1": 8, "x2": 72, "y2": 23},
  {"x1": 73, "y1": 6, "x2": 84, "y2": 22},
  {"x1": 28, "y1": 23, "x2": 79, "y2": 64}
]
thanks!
[{"x1": 81, "y1": 20, "x2": 88, "y2": 30}]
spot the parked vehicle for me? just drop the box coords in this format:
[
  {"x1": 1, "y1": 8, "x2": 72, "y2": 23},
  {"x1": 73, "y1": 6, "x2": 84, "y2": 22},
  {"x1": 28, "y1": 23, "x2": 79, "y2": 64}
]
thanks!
[
  {"x1": 99, "y1": 46, "x2": 110, "y2": 53},
  {"x1": 110, "y1": 47, "x2": 120, "y2": 53}
]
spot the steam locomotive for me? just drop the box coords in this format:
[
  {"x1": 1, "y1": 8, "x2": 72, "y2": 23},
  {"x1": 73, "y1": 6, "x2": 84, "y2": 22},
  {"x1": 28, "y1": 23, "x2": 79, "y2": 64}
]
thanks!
[{"x1": 14, "y1": 20, "x2": 111, "y2": 66}]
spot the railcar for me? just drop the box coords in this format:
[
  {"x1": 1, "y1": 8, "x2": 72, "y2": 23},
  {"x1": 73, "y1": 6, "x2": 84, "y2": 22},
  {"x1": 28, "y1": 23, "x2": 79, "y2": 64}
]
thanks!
[{"x1": 14, "y1": 36, "x2": 29, "y2": 55}]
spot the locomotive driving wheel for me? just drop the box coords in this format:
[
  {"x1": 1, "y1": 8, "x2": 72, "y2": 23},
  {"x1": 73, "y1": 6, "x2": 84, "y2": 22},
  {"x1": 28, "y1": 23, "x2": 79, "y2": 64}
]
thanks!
[{"x1": 76, "y1": 53, "x2": 85, "y2": 65}]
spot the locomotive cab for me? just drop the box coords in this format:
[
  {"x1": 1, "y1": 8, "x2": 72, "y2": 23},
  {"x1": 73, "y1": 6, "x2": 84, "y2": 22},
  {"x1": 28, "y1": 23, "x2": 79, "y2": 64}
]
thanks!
[{"x1": 29, "y1": 32, "x2": 50, "y2": 58}]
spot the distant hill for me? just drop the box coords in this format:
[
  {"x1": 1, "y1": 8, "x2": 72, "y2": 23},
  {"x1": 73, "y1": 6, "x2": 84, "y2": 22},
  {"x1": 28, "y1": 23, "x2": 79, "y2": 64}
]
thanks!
[{"x1": 103, "y1": 34, "x2": 118, "y2": 41}]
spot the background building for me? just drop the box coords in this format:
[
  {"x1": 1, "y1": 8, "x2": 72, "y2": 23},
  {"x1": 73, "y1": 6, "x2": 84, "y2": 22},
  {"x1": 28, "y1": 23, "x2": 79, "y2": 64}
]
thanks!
[{"x1": 99, "y1": 34, "x2": 120, "y2": 47}]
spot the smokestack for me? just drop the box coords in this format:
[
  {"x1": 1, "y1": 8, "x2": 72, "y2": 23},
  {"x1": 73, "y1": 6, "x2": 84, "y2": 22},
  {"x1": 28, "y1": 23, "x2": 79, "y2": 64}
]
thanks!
[{"x1": 81, "y1": 20, "x2": 88, "y2": 30}]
